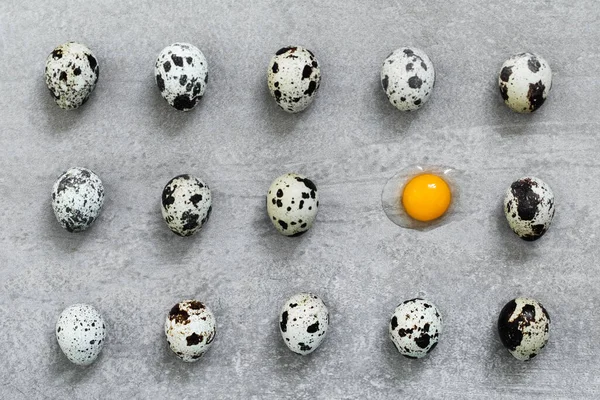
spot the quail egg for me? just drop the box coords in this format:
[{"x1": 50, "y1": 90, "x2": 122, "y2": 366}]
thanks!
[
  {"x1": 504, "y1": 176, "x2": 555, "y2": 241},
  {"x1": 266, "y1": 173, "x2": 319, "y2": 236},
  {"x1": 45, "y1": 42, "x2": 99, "y2": 109},
  {"x1": 155, "y1": 43, "x2": 208, "y2": 111},
  {"x1": 498, "y1": 297, "x2": 550, "y2": 360},
  {"x1": 279, "y1": 293, "x2": 329, "y2": 355},
  {"x1": 389, "y1": 298, "x2": 442, "y2": 359},
  {"x1": 381, "y1": 47, "x2": 435, "y2": 111},
  {"x1": 165, "y1": 300, "x2": 216, "y2": 362},
  {"x1": 498, "y1": 52, "x2": 552, "y2": 113},
  {"x1": 52, "y1": 167, "x2": 105, "y2": 232},
  {"x1": 382, "y1": 165, "x2": 461, "y2": 230},
  {"x1": 267, "y1": 46, "x2": 321, "y2": 113},
  {"x1": 161, "y1": 174, "x2": 212, "y2": 237},
  {"x1": 56, "y1": 304, "x2": 106, "y2": 366}
]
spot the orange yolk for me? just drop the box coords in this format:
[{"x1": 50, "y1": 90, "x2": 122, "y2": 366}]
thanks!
[{"x1": 401, "y1": 174, "x2": 452, "y2": 222}]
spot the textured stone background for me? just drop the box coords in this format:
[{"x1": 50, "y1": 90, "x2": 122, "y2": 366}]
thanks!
[{"x1": 1, "y1": 0, "x2": 599, "y2": 398}]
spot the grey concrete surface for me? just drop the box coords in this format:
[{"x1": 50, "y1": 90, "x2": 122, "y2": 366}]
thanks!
[{"x1": 1, "y1": 0, "x2": 599, "y2": 398}]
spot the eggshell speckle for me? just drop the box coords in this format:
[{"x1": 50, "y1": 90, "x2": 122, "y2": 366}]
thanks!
[
  {"x1": 155, "y1": 43, "x2": 208, "y2": 111},
  {"x1": 389, "y1": 298, "x2": 442, "y2": 359},
  {"x1": 498, "y1": 297, "x2": 550, "y2": 360},
  {"x1": 381, "y1": 47, "x2": 435, "y2": 111},
  {"x1": 267, "y1": 46, "x2": 321, "y2": 113},
  {"x1": 56, "y1": 304, "x2": 106, "y2": 366},
  {"x1": 45, "y1": 42, "x2": 99, "y2": 109},
  {"x1": 266, "y1": 173, "x2": 319, "y2": 236},
  {"x1": 279, "y1": 293, "x2": 329, "y2": 355},
  {"x1": 498, "y1": 52, "x2": 552, "y2": 113},
  {"x1": 165, "y1": 300, "x2": 216, "y2": 362},
  {"x1": 52, "y1": 167, "x2": 105, "y2": 232},
  {"x1": 161, "y1": 174, "x2": 212, "y2": 237},
  {"x1": 504, "y1": 176, "x2": 555, "y2": 241}
]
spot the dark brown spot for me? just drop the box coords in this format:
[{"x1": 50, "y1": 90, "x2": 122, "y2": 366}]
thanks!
[
  {"x1": 500, "y1": 66, "x2": 513, "y2": 82},
  {"x1": 306, "y1": 322, "x2": 319, "y2": 333},
  {"x1": 303, "y1": 80, "x2": 317, "y2": 96},
  {"x1": 280, "y1": 311, "x2": 288, "y2": 332},
  {"x1": 510, "y1": 178, "x2": 540, "y2": 221},
  {"x1": 171, "y1": 54, "x2": 183, "y2": 67},
  {"x1": 187, "y1": 301, "x2": 204, "y2": 310},
  {"x1": 498, "y1": 300, "x2": 523, "y2": 351},
  {"x1": 169, "y1": 304, "x2": 190, "y2": 324},
  {"x1": 156, "y1": 74, "x2": 165, "y2": 92},
  {"x1": 186, "y1": 332, "x2": 203, "y2": 346},
  {"x1": 527, "y1": 80, "x2": 546, "y2": 111},
  {"x1": 408, "y1": 76, "x2": 423, "y2": 89},
  {"x1": 381, "y1": 75, "x2": 389, "y2": 91},
  {"x1": 302, "y1": 65, "x2": 312, "y2": 79},
  {"x1": 276, "y1": 47, "x2": 295, "y2": 55},
  {"x1": 527, "y1": 56, "x2": 541, "y2": 73},
  {"x1": 86, "y1": 54, "x2": 97, "y2": 71}
]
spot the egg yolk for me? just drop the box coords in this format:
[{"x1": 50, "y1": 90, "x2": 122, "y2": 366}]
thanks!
[{"x1": 401, "y1": 174, "x2": 451, "y2": 222}]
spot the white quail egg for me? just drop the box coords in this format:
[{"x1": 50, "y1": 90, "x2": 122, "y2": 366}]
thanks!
[
  {"x1": 504, "y1": 176, "x2": 555, "y2": 241},
  {"x1": 498, "y1": 297, "x2": 550, "y2": 360},
  {"x1": 161, "y1": 174, "x2": 212, "y2": 237},
  {"x1": 267, "y1": 46, "x2": 321, "y2": 113},
  {"x1": 266, "y1": 173, "x2": 319, "y2": 236},
  {"x1": 279, "y1": 293, "x2": 329, "y2": 355},
  {"x1": 155, "y1": 43, "x2": 208, "y2": 111},
  {"x1": 56, "y1": 304, "x2": 106, "y2": 366},
  {"x1": 165, "y1": 300, "x2": 216, "y2": 362},
  {"x1": 498, "y1": 52, "x2": 552, "y2": 113},
  {"x1": 389, "y1": 298, "x2": 442, "y2": 359},
  {"x1": 381, "y1": 47, "x2": 435, "y2": 111},
  {"x1": 45, "y1": 42, "x2": 99, "y2": 109},
  {"x1": 52, "y1": 167, "x2": 104, "y2": 232}
]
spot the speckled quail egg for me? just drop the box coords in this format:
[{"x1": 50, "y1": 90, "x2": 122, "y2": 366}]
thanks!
[
  {"x1": 382, "y1": 165, "x2": 461, "y2": 231},
  {"x1": 161, "y1": 174, "x2": 212, "y2": 237},
  {"x1": 155, "y1": 43, "x2": 208, "y2": 111},
  {"x1": 498, "y1": 297, "x2": 550, "y2": 360},
  {"x1": 52, "y1": 167, "x2": 105, "y2": 232},
  {"x1": 56, "y1": 304, "x2": 106, "y2": 366},
  {"x1": 165, "y1": 300, "x2": 216, "y2": 362},
  {"x1": 279, "y1": 293, "x2": 329, "y2": 355},
  {"x1": 266, "y1": 173, "x2": 319, "y2": 236},
  {"x1": 45, "y1": 42, "x2": 99, "y2": 109},
  {"x1": 389, "y1": 298, "x2": 442, "y2": 359},
  {"x1": 267, "y1": 46, "x2": 321, "y2": 113},
  {"x1": 498, "y1": 52, "x2": 552, "y2": 113},
  {"x1": 504, "y1": 176, "x2": 555, "y2": 241},
  {"x1": 381, "y1": 47, "x2": 435, "y2": 111}
]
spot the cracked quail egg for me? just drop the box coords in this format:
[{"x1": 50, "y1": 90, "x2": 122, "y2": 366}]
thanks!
[
  {"x1": 504, "y1": 176, "x2": 555, "y2": 241},
  {"x1": 52, "y1": 167, "x2": 104, "y2": 232},
  {"x1": 381, "y1": 47, "x2": 435, "y2": 111},
  {"x1": 45, "y1": 42, "x2": 100, "y2": 109},
  {"x1": 165, "y1": 300, "x2": 216, "y2": 362},
  {"x1": 267, "y1": 46, "x2": 321, "y2": 113},
  {"x1": 56, "y1": 304, "x2": 106, "y2": 366},
  {"x1": 497, "y1": 297, "x2": 550, "y2": 360},
  {"x1": 382, "y1": 165, "x2": 461, "y2": 230},
  {"x1": 498, "y1": 52, "x2": 552, "y2": 113},
  {"x1": 155, "y1": 43, "x2": 208, "y2": 111},
  {"x1": 389, "y1": 298, "x2": 442, "y2": 359},
  {"x1": 266, "y1": 173, "x2": 319, "y2": 236},
  {"x1": 161, "y1": 174, "x2": 212, "y2": 237},
  {"x1": 279, "y1": 293, "x2": 329, "y2": 355}
]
